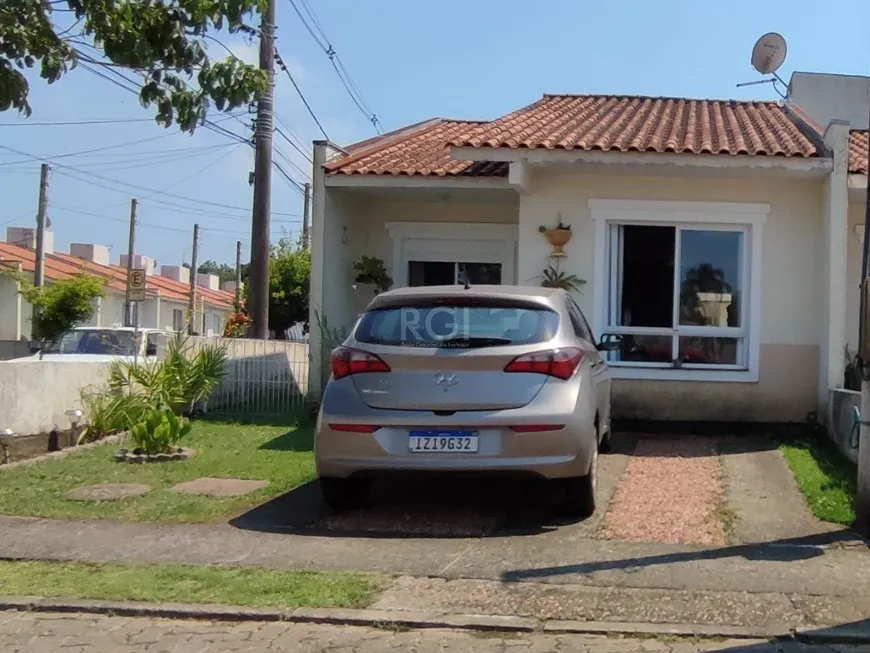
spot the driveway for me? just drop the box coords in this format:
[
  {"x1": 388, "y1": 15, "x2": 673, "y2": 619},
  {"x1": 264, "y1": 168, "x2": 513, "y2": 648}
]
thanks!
[{"x1": 232, "y1": 432, "x2": 852, "y2": 548}]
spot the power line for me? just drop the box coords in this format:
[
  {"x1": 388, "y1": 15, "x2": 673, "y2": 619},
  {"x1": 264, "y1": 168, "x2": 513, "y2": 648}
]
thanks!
[
  {"x1": 285, "y1": 0, "x2": 381, "y2": 133},
  {"x1": 0, "y1": 117, "x2": 169, "y2": 127},
  {"x1": 0, "y1": 144, "x2": 299, "y2": 217},
  {"x1": 275, "y1": 127, "x2": 313, "y2": 163},
  {"x1": 274, "y1": 47, "x2": 329, "y2": 140}
]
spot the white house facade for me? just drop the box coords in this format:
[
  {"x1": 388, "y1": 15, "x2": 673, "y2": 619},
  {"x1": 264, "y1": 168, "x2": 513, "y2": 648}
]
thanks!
[{"x1": 308, "y1": 86, "x2": 868, "y2": 425}]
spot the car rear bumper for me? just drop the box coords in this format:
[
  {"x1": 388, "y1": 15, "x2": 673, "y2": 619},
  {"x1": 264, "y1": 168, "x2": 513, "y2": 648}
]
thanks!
[{"x1": 315, "y1": 423, "x2": 594, "y2": 480}]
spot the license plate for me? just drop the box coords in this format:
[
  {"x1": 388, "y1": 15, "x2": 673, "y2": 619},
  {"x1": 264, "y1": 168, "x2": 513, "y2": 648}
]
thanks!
[{"x1": 408, "y1": 429, "x2": 479, "y2": 453}]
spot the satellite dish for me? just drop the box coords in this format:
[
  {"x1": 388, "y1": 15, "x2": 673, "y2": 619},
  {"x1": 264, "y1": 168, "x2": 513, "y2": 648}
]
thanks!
[{"x1": 751, "y1": 32, "x2": 787, "y2": 75}]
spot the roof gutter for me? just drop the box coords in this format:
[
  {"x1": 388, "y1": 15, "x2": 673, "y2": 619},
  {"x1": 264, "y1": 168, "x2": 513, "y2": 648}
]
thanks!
[{"x1": 449, "y1": 146, "x2": 832, "y2": 176}]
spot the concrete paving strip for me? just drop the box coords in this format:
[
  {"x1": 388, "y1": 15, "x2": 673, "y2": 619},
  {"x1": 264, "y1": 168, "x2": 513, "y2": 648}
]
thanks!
[
  {"x1": 371, "y1": 576, "x2": 870, "y2": 631},
  {"x1": 0, "y1": 515, "x2": 868, "y2": 598},
  {"x1": 1, "y1": 595, "x2": 867, "y2": 643}
]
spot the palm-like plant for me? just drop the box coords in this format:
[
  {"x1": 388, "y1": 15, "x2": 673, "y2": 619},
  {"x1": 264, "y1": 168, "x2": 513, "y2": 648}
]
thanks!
[
  {"x1": 110, "y1": 333, "x2": 228, "y2": 415},
  {"x1": 539, "y1": 265, "x2": 586, "y2": 293}
]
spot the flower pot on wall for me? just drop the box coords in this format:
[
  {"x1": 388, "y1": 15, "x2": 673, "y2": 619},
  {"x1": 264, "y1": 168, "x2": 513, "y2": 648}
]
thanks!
[{"x1": 543, "y1": 227, "x2": 572, "y2": 257}]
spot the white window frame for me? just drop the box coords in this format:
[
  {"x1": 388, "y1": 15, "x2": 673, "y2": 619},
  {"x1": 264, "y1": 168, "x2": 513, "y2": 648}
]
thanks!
[
  {"x1": 590, "y1": 199, "x2": 768, "y2": 383},
  {"x1": 386, "y1": 222, "x2": 517, "y2": 287}
]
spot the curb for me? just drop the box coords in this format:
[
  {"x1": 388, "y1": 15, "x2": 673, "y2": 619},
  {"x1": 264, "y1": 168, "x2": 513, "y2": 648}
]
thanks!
[
  {"x1": 0, "y1": 435, "x2": 123, "y2": 471},
  {"x1": 3, "y1": 596, "x2": 864, "y2": 642}
]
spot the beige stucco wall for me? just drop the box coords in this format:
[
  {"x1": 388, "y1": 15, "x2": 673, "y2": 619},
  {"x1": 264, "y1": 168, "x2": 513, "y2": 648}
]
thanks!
[{"x1": 517, "y1": 171, "x2": 826, "y2": 421}]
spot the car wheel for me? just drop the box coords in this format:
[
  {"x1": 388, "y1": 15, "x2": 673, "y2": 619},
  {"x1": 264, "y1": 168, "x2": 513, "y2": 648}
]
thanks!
[
  {"x1": 563, "y1": 446, "x2": 597, "y2": 518},
  {"x1": 319, "y1": 477, "x2": 370, "y2": 512}
]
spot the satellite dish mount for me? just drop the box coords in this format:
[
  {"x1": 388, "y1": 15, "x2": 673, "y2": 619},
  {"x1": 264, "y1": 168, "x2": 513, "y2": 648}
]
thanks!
[{"x1": 736, "y1": 32, "x2": 788, "y2": 98}]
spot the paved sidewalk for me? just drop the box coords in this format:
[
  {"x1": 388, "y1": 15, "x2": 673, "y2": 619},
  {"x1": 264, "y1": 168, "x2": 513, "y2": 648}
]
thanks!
[
  {"x1": 1, "y1": 515, "x2": 868, "y2": 597},
  {"x1": 0, "y1": 610, "x2": 860, "y2": 653}
]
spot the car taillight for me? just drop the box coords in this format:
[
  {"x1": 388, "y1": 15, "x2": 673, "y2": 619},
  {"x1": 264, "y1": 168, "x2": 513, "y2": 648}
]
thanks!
[
  {"x1": 504, "y1": 347, "x2": 584, "y2": 380},
  {"x1": 330, "y1": 346, "x2": 390, "y2": 380}
]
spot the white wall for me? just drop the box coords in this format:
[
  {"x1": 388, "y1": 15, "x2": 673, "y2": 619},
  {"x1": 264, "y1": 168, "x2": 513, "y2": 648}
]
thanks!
[
  {"x1": 0, "y1": 276, "x2": 23, "y2": 340},
  {"x1": 847, "y1": 203, "x2": 865, "y2": 354},
  {"x1": 0, "y1": 360, "x2": 113, "y2": 435},
  {"x1": 789, "y1": 72, "x2": 870, "y2": 130},
  {"x1": 516, "y1": 171, "x2": 825, "y2": 347}
]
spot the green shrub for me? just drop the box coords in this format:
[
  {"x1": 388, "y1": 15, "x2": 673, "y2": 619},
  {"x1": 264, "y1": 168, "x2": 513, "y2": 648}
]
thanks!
[
  {"x1": 110, "y1": 333, "x2": 227, "y2": 415},
  {"x1": 77, "y1": 389, "x2": 149, "y2": 444},
  {"x1": 129, "y1": 407, "x2": 193, "y2": 455}
]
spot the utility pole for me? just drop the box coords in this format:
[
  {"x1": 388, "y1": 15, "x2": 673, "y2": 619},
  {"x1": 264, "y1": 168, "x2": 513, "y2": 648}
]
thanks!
[
  {"x1": 234, "y1": 240, "x2": 242, "y2": 313},
  {"x1": 302, "y1": 182, "x2": 311, "y2": 249},
  {"x1": 33, "y1": 163, "x2": 50, "y2": 288},
  {"x1": 123, "y1": 198, "x2": 138, "y2": 327},
  {"x1": 188, "y1": 224, "x2": 199, "y2": 336},
  {"x1": 248, "y1": 0, "x2": 276, "y2": 339},
  {"x1": 857, "y1": 100, "x2": 870, "y2": 536}
]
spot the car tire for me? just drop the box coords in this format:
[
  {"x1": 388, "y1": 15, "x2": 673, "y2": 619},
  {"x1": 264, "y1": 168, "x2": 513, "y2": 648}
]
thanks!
[
  {"x1": 319, "y1": 477, "x2": 370, "y2": 512},
  {"x1": 563, "y1": 447, "x2": 597, "y2": 518}
]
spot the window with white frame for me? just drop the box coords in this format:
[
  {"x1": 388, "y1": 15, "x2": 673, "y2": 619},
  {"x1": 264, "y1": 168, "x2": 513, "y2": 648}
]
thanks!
[
  {"x1": 603, "y1": 223, "x2": 748, "y2": 369},
  {"x1": 172, "y1": 309, "x2": 185, "y2": 332},
  {"x1": 586, "y1": 196, "x2": 776, "y2": 382}
]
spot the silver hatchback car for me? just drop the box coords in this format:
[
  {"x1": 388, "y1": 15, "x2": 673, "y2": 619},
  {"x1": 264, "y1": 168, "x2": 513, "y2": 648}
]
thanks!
[{"x1": 315, "y1": 285, "x2": 619, "y2": 516}]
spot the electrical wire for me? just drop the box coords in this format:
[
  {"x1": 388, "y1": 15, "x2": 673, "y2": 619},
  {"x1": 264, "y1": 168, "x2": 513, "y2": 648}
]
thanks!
[
  {"x1": 0, "y1": 144, "x2": 300, "y2": 217},
  {"x1": 274, "y1": 47, "x2": 329, "y2": 140},
  {"x1": 275, "y1": 127, "x2": 313, "y2": 163},
  {"x1": 0, "y1": 117, "x2": 172, "y2": 127},
  {"x1": 285, "y1": 0, "x2": 381, "y2": 133}
]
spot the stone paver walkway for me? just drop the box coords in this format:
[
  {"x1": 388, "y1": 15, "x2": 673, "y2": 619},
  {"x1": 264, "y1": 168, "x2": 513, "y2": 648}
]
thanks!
[
  {"x1": 0, "y1": 610, "x2": 860, "y2": 653},
  {"x1": 601, "y1": 437, "x2": 727, "y2": 545}
]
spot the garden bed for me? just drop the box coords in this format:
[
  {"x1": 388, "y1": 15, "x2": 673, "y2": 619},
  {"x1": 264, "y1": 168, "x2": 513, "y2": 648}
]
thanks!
[{"x1": 1, "y1": 428, "x2": 86, "y2": 465}]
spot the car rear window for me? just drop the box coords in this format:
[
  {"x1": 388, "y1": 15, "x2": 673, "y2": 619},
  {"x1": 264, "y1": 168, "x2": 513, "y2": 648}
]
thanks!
[{"x1": 354, "y1": 301, "x2": 559, "y2": 348}]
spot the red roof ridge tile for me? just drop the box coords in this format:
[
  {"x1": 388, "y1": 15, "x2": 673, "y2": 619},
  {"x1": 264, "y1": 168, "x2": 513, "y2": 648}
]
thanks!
[{"x1": 541, "y1": 92, "x2": 784, "y2": 106}]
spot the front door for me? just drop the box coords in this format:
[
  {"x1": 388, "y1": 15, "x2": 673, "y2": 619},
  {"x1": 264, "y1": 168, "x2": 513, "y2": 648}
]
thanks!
[{"x1": 408, "y1": 261, "x2": 503, "y2": 287}]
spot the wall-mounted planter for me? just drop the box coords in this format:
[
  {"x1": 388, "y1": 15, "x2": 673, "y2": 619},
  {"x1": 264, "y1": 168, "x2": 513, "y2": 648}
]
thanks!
[{"x1": 539, "y1": 222, "x2": 572, "y2": 258}]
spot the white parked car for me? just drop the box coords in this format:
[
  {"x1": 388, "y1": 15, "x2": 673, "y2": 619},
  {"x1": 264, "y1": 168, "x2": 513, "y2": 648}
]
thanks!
[{"x1": 27, "y1": 326, "x2": 172, "y2": 362}]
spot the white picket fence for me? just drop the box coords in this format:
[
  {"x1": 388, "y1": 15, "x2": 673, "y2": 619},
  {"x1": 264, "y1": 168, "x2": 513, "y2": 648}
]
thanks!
[{"x1": 190, "y1": 337, "x2": 310, "y2": 416}]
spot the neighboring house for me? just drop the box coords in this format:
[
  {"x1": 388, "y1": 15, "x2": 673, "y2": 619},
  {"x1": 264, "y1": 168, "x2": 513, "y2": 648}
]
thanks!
[
  {"x1": 0, "y1": 231, "x2": 235, "y2": 342},
  {"x1": 308, "y1": 81, "x2": 868, "y2": 424}
]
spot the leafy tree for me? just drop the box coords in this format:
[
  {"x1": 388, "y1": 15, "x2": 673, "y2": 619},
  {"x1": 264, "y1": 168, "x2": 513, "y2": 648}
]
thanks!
[
  {"x1": 1, "y1": 0, "x2": 267, "y2": 131},
  {"x1": 7, "y1": 271, "x2": 105, "y2": 348},
  {"x1": 242, "y1": 235, "x2": 309, "y2": 337},
  {"x1": 195, "y1": 259, "x2": 236, "y2": 284}
]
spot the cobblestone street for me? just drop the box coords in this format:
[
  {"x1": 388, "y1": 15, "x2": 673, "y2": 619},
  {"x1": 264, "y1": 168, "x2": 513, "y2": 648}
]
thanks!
[{"x1": 1, "y1": 611, "x2": 867, "y2": 653}]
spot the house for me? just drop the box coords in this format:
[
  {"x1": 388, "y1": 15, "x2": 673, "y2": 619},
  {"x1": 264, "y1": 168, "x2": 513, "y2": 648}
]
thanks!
[
  {"x1": 0, "y1": 229, "x2": 235, "y2": 344},
  {"x1": 308, "y1": 79, "x2": 868, "y2": 424}
]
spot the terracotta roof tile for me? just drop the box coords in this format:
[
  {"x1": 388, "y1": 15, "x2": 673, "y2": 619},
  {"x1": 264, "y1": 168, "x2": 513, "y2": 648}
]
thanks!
[
  {"x1": 326, "y1": 94, "x2": 823, "y2": 177},
  {"x1": 850, "y1": 130, "x2": 868, "y2": 175},
  {"x1": 324, "y1": 119, "x2": 508, "y2": 177},
  {"x1": 450, "y1": 95, "x2": 819, "y2": 157},
  {"x1": 0, "y1": 242, "x2": 233, "y2": 309}
]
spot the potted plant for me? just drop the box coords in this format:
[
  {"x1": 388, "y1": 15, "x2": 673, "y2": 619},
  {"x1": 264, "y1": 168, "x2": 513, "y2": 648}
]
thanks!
[
  {"x1": 353, "y1": 256, "x2": 392, "y2": 294},
  {"x1": 538, "y1": 216, "x2": 572, "y2": 257},
  {"x1": 539, "y1": 264, "x2": 586, "y2": 293}
]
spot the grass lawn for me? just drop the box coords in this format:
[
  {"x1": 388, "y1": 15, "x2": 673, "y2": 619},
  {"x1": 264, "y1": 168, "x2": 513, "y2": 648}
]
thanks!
[
  {"x1": 0, "y1": 415, "x2": 315, "y2": 523},
  {"x1": 778, "y1": 433, "x2": 857, "y2": 525},
  {"x1": 0, "y1": 560, "x2": 380, "y2": 609}
]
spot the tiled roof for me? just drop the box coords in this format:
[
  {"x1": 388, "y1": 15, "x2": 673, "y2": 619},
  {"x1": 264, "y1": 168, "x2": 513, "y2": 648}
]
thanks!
[
  {"x1": 850, "y1": 130, "x2": 868, "y2": 175},
  {"x1": 324, "y1": 119, "x2": 508, "y2": 177},
  {"x1": 450, "y1": 95, "x2": 819, "y2": 157},
  {"x1": 326, "y1": 94, "x2": 822, "y2": 177},
  {"x1": 0, "y1": 242, "x2": 234, "y2": 309}
]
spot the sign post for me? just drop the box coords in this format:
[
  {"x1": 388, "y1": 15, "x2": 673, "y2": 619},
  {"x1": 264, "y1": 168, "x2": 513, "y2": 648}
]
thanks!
[{"x1": 127, "y1": 268, "x2": 146, "y2": 365}]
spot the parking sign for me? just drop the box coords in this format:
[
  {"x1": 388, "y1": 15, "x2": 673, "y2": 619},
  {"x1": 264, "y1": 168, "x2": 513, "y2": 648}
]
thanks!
[{"x1": 127, "y1": 268, "x2": 146, "y2": 302}]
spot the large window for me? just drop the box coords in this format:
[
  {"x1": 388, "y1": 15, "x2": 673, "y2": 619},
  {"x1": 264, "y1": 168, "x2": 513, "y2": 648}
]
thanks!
[{"x1": 603, "y1": 223, "x2": 748, "y2": 370}]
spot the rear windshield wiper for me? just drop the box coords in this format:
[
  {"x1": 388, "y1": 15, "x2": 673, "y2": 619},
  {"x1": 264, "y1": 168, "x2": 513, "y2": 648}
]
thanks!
[{"x1": 439, "y1": 336, "x2": 513, "y2": 347}]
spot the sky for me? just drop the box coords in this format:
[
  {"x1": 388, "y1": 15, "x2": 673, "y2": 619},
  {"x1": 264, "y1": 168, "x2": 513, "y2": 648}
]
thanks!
[{"x1": 2, "y1": 0, "x2": 870, "y2": 269}]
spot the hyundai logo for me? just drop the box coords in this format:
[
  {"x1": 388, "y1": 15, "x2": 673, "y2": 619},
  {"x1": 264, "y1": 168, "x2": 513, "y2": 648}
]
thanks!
[{"x1": 433, "y1": 372, "x2": 459, "y2": 386}]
